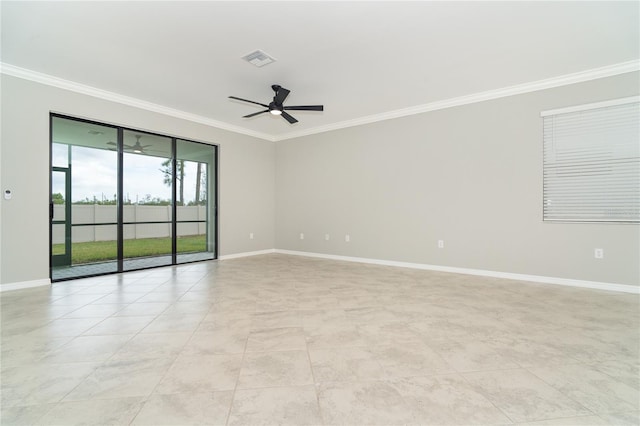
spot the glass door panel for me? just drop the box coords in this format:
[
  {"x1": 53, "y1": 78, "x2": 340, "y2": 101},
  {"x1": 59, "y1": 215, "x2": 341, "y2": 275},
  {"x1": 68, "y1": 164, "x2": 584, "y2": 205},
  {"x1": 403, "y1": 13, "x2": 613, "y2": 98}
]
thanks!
[
  {"x1": 70, "y1": 145, "x2": 118, "y2": 276},
  {"x1": 51, "y1": 168, "x2": 71, "y2": 266},
  {"x1": 176, "y1": 139, "x2": 216, "y2": 263},
  {"x1": 51, "y1": 116, "x2": 119, "y2": 280},
  {"x1": 122, "y1": 131, "x2": 173, "y2": 271}
]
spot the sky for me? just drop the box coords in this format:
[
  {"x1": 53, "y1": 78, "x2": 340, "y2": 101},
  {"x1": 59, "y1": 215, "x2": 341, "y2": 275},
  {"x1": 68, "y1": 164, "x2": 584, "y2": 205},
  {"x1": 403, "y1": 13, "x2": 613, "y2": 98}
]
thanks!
[{"x1": 52, "y1": 144, "x2": 206, "y2": 203}]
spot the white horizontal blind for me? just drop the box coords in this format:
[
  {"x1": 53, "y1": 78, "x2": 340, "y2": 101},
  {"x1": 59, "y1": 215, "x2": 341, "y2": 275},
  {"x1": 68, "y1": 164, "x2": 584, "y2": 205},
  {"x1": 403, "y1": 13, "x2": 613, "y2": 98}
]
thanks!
[{"x1": 543, "y1": 99, "x2": 640, "y2": 222}]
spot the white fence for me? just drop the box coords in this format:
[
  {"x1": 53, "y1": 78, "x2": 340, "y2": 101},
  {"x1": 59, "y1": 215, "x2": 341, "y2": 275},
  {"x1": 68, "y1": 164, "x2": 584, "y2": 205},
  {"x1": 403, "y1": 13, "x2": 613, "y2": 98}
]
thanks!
[{"x1": 53, "y1": 205, "x2": 206, "y2": 244}]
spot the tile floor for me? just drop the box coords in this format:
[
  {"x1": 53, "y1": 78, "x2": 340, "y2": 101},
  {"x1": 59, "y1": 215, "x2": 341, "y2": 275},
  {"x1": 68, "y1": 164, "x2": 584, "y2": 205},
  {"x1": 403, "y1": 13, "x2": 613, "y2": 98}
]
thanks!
[{"x1": 1, "y1": 254, "x2": 638, "y2": 425}]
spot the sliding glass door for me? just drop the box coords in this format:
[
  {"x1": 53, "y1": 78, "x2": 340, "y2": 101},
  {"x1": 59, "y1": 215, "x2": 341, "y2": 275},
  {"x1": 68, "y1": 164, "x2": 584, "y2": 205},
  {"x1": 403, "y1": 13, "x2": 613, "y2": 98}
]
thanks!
[{"x1": 50, "y1": 115, "x2": 217, "y2": 281}]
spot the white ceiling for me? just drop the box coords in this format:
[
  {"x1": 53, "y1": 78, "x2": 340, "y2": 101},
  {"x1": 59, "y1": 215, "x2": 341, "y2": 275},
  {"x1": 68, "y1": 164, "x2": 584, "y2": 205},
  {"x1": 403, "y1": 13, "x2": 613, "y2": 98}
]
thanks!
[{"x1": 2, "y1": 1, "x2": 638, "y2": 141}]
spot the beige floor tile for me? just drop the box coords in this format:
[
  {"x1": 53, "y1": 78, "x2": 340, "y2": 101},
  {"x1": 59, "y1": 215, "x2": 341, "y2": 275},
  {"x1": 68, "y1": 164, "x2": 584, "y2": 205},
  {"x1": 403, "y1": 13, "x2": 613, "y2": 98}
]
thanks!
[
  {"x1": 39, "y1": 396, "x2": 143, "y2": 426},
  {"x1": 391, "y1": 374, "x2": 511, "y2": 425},
  {"x1": 2, "y1": 362, "x2": 99, "y2": 406},
  {"x1": 83, "y1": 315, "x2": 156, "y2": 336},
  {"x1": 309, "y1": 346, "x2": 386, "y2": 382},
  {"x1": 519, "y1": 415, "x2": 608, "y2": 425},
  {"x1": 91, "y1": 292, "x2": 145, "y2": 304},
  {"x1": 110, "y1": 331, "x2": 192, "y2": 361},
  {"x1": 113, "y1": 302, "x2": 171, "y2": 317},
  {"x1": 182, "y1": 329, "x2": 248, "y2": 355},
  {"x1": 140, "y1": 312, "x2": 205, "y2": 333},
  {"x1": 28, "y1": 317, "x2": 105, "y2": 337},
  {"x1": 63, "y1": 357, "x2": 174, "y2": 401},
  {"x1": 596, "y1": 411, "x2": 640, "y2": 425},
  {"x1": 155, "y1": 353, "x2": 242, "y2": 393},
  {"x1": 463, "y1": 369, "x2": 591, "y2": 423},
  {"x1": 358, "y1": 321, "x2": 426, "y2": 346},
  {"x1": 0, "y1": 403, "x2": 53, "y2": 425},
  {"x1": 246, "y1": 327, "x2": 307, "y2": 352},
  {"x1": 529, "y1": 363, "x2": 640, "y2": 414},
  {"x1": 41, "y1": 334, "x2": 133, "y2": 363},
  {"x1": 373, "y1": 342, "x2": 455, "y2": 378},
  {"x1": 237, "y1": 350, "x2": 313, "y2": 389},
  {"x1": 595, "y1": 359, "x2": 640, "y2": 391},
  {"x1": 228, "y1": 386, "x2": 322, "y2": 426},
  {"x1": 486, "y1": 336, "x2": 582, "y2": 369},
  {"x1": 132, "y1": 391, "x2": 232, "y2": 425},
  {"x1": 317, "y1": 380, "x2": 414, "y2": 425},
  {"x1": 251, "y1": 310, "x2": 302, "y2": 329},
  {"x1": 301, "y1": 309, "x2": 350, "y2": 329},
  {"x1": 305, "y1": 323, "x2": 369, "y2": 350},
  {"x1": 0, "y1": 335, "x2": 73, "y2": 370},
  {"x1": 345, "y1": 307, "x2": 399, "y2": 324},
  {"x1": 63, "y1": 303, "x2": 126, "y2": 318},
  {"x1": 434, "y1": 338, "x2": 521, "y2": 372}
]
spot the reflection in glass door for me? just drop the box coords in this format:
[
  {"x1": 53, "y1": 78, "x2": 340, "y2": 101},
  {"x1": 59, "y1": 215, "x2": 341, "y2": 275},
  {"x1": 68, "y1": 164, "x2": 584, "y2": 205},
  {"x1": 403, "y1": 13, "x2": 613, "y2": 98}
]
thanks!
[{"x1": 50, "y1": 114, "x2": 218, "y2": 281}]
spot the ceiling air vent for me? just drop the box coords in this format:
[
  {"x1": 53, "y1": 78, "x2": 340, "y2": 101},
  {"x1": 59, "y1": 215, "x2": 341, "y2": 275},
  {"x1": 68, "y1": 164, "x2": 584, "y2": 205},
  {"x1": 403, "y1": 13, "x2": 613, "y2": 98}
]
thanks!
[{"x1": 241, "y1": 50, "x2": 276, "y2": 68}]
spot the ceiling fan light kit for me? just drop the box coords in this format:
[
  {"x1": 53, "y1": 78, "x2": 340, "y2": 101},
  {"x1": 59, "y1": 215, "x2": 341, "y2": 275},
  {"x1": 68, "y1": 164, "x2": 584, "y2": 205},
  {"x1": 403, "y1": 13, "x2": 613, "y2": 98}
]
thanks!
[{"x1": 229, "y1": 84, "x2": 323, "y2": 124}]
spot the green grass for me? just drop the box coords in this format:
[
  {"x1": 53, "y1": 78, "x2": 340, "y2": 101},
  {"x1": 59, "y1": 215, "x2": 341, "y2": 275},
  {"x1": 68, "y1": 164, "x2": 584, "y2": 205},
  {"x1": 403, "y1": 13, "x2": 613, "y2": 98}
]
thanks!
[{"x1": 52, "y1": 235, "x2": 207, "y2": 265}]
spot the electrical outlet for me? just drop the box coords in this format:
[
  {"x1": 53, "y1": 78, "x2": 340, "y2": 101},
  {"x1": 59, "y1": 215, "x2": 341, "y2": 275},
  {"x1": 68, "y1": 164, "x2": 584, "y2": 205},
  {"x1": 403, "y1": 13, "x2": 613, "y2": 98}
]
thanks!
[
  {"x1": 438, "y1": 240, "x2": 444, "y2": 249},
  {"x1": 325, "y1": 234, "x2": 330, "y2": 241},
  {"x1": 300, "y1": 233, "x2": 305, "y2": 240},
  {"x1": 594, "y1": 248, "x2": 604, "y2": 259},
  {"x1": 345, "y1": 234, "x2": 350, "y2": 242},
  {"x1": 249, "y1": 232, "x2": 254, "y2": 240}
]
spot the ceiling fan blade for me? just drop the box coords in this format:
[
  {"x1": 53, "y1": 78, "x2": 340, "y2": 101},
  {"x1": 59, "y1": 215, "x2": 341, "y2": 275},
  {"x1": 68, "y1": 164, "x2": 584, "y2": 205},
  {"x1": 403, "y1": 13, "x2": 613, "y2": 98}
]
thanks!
[
  {"x1": 123, "y1": 144, "x2": 135, "y2": 149},
  {"x1": 281, "y1": 111, "x2": 298, "y2": 124},
  {"x1": 243, "y1": 110, "x2": 270, "y2": 118},
  {"x1": 107, "y1": 141, "x2": 116, "y2": 146},
  {"x1": 141, "y1": 144, "x2": 153, "y2": 149},
  {"x1": 274, "y1": 87, "x2": 290, "y2": 105},
  {"x1": 283, "y1": 105, "x2": 324, "y2": 111},
  {"x1": 229, "y1": 96, "x2": 269, "y2": 108}
]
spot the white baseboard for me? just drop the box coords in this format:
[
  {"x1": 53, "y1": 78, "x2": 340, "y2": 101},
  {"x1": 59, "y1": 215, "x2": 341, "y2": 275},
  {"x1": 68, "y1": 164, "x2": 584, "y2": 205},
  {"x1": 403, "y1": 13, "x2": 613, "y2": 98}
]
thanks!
[
  {"x1": 219, "y1": 249, "x2": 276, "y2": 260},
  {"x1": 0, "y1": 278, "x2": 51, "y2": 292},
  {"x1": 274, "y1": 249, "x2": 639, "y2": 294}
]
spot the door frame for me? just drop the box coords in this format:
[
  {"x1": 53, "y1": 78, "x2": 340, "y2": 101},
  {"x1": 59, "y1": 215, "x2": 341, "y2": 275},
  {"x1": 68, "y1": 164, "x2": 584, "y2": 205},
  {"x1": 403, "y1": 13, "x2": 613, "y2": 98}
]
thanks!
[{"x1": 49, "y1": 113, "x2": 219, "y2": 281}]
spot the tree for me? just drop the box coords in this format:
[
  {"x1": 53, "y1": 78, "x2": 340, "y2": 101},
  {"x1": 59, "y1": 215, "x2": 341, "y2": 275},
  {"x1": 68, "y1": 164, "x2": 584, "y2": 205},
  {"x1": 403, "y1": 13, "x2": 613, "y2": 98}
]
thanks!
[
  {"x1": 195, "y1": 163, "x2": 202, "y2": 204},
  {"x1": 160, "y1": 159, "x2": 184, "y2": 205},
  {"x1": 52, "y1": 192, "x2": 65, "y2": 204}
]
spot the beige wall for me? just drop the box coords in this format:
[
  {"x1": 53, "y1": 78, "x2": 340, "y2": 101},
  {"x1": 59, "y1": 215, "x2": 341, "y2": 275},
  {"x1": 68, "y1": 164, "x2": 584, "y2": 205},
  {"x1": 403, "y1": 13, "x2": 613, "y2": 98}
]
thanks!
[
  {"x1": 0, "y1": 74, "x2": 275, "y2": 286},
  {"x1": 2, "y1": 72, "x2": 638, "y2": 288},
  {"x1": 275, "y1": 72, "x2": 640, "y2": 286}
]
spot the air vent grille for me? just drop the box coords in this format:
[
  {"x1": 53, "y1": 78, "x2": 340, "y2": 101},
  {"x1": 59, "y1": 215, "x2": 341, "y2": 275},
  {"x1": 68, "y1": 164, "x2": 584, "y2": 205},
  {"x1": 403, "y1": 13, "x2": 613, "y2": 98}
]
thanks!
[{"x1": 241, "y1": 50, "x2": 276, "y2": 68}]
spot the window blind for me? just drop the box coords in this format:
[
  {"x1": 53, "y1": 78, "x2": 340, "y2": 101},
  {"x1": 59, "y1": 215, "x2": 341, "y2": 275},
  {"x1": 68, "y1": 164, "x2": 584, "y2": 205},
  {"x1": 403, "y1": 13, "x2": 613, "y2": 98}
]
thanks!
[{"x1": 542, "y1": 97, "x2": 639, "y2": 223}]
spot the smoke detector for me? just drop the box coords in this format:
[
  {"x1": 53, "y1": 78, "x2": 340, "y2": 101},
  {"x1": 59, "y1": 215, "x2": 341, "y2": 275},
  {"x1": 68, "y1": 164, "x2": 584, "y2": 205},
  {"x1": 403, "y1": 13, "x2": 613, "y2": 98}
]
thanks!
[{"x1": 241, "y1": 50, "x2": 276, "y2": 68}]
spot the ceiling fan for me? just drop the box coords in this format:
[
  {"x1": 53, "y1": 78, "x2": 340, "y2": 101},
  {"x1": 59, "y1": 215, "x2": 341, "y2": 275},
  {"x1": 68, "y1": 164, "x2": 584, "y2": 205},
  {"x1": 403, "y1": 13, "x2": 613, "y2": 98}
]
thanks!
[
  {"x1": 229, "y1": 84, "x2": 323, "y2": 124},
  {"x1": 107, "y1": 135, "x2": 152, "y2": 153}
]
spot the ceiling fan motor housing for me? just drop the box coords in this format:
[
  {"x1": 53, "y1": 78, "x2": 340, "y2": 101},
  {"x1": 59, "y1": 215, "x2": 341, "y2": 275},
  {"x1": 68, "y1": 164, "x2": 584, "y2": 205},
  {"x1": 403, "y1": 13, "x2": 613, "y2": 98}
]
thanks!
[
  {"x1": 269, "y1": 101, "x2": 283, "y2": 114},
  {"x1": 229, "y1": 84, "x2": 323, "y2": 124}
]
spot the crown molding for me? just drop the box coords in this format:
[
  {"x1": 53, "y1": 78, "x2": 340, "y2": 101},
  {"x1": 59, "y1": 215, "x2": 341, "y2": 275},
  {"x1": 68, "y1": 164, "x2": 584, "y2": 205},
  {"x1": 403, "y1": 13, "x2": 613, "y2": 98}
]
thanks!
[
  {"x1": 274, "y1": 59, "x2": 640, "y2": 141},
  {"x1": 0, "y1": 63, "x2": 275, "y2": 142},
  {"x1": 2, "y1": 60, "x2": 638, "y2": 143}
]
